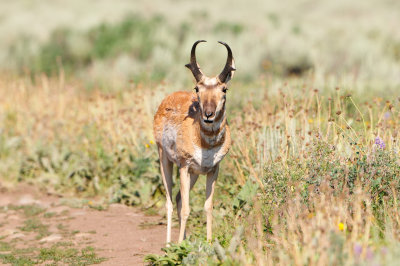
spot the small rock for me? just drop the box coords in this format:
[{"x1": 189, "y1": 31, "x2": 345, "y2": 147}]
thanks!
[
  {"x1": 18, "y1": 195, "x2": 38, "y2": 205},
  {"x1": 40, "y1": 234, "x2": 62, "y2": 243}
]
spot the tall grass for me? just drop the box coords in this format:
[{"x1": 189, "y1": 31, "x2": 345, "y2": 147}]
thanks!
[{"x1": 1, "y1": 72, "x2": 399, "y2": 264}]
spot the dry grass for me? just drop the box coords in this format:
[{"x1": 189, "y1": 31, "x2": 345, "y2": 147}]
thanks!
[{"x1": 1, "y1": 1, "x2": 400, "y2": 264}]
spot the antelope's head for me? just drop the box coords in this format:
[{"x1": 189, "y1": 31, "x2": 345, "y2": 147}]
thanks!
[{"x1": 186, "y1": 40, "x2": 236, "y2": 124}]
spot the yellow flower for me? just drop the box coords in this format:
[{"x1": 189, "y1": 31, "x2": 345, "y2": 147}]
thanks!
[
  {"x1": 145, "y1": 144, "x2": 149, "y2": 148},
  {"x1": 150, "y1": 140, "x2": 155, "y2": 144},
  {"x1": 338, "y1": 222, "x2": 345, "y2": 231},
  {"x1": 88, "y1": 201, "x2": 93, "y2": 206},
  {"x1": 308, "y1": 119, "x2": 314, "y2": 124}
]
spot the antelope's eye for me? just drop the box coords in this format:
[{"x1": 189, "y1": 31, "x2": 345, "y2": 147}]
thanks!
[
  {"x1": 194, "y1": 87, "x2": 199, "y2": 93},
  {"x1": 222, "y1": 87, "x2": 228, "y2": 93}
]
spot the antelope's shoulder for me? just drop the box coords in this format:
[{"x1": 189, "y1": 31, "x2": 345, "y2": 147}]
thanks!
[
  {"x1": 154, "y1": 91, "x2": 199, "y2": 141},
  {"x1": 155, "y1": 91, "x2": 198, "y2": 117}
]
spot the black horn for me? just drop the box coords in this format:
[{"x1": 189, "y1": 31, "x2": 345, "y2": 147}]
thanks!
[
  {"x1": 217, "y1": 41, "x2": 236, "y2": 83},
  {"x1": 185, "y1": 40, "x2": 206, "y2": 82}
]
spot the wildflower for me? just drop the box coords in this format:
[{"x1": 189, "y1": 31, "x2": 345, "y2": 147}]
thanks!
[
  {"x1": 381, "y1": 247, "x2": 388, "y2": 255},
  {"x1": 308, "y1": 119, "x2": 314, "y2": 124},
  {"x1": 145, "y1": 144, "x2": 150, "y2": 148},
  {"x1": 353, "y1": 243, "x2": 362, "y2": 257},
  {"x1": 88, "y1": 201, "x2": 93, "y2": 206},
  {"x1": 374, "y1": 137, "x2": 385, "y2": 149},
  {"x1": 150, "y1": 140, "x2": 155, "y2": 145},
  {"x1": 338, "y1": 222, "x2": 345, "y2": 231},
  {"x1": 366, "y1": 247, "x2": 374, "y2": 260}
]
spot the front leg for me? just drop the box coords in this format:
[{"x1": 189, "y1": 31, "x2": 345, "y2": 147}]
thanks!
[
  {"x1": 176, "y1": 173, "x2": 199, "y2": 240},
  {"x1": 178, "y1": 165, "x2": 190, "y2": 243},
  {"x1": 205, "y1": 165, "x2": 219, "y2": 241}
]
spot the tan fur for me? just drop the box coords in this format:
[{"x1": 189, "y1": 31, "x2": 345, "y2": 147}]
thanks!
[{"x1": 153, "y1": 41, "x2": 235, "y2": 245}]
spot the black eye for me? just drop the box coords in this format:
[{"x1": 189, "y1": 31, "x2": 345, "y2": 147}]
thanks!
[
  {"x1": 222, "y1": 87, "x2": 228, "y2": 93},
  {"x1": 194, "y1": 87, "x2": 199, "y2": 93}
]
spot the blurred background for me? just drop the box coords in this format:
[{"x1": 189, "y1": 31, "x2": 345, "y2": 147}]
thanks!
[
  {"x1": 1, "y1": 1, "x2": 400, "y2": 264},
  {"x1": 1, "y1": 0, "x2": 399, "y2": 91}
]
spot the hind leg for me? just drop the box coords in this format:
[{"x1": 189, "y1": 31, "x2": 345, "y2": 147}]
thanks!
[
  {"x1": 158, "y1": 147, "x2": 174, "y2": 245},
  {"x1": 177, "y1": 166, "x2": 191, "y2": 242},
  {"x1": 205, "y1": 165, "x2": 219, "y2": 241}
]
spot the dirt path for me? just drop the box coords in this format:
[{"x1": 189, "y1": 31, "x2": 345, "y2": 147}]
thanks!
[{"x1": 0, "y1": 184, "x2": 176, "y2": 265}]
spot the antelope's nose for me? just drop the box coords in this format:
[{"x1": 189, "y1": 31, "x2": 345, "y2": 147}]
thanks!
[{"x1": 205, "y1": 111, "x2": 214, "y2": 118}]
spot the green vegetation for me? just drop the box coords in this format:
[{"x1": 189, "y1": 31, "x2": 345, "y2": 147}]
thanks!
[
  {"x1": 0, "y1": 243, "x2": 106, "y2": 265},
  {"x1": 43, "y1": 212, "x2": 57, "y2": 218},
  {"x1": 38, "y1": 245, "x2": 106, "y2": 265},
  {"x1": 25, "y1": 15, "x2": 163, "y2": 78},
  {"x1": 19, "y1": 219, "x2": 50, "y2": 240},
  {"x1": 7, "y1": 204, "x2": 45, "y2": 217}
]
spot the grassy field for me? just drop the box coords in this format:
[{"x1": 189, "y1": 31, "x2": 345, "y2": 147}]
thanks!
[{"x1": 1, "y1": 0, "x2": 400, "y2": 265}]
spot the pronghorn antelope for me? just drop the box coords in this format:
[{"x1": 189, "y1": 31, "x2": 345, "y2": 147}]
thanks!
[{"x1": 153, "y1": 40, "x2": 236, "y2": 244}]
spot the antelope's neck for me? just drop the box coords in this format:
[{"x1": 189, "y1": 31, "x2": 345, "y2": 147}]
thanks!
[{"x1": 198, "y1": 111, "x2": 227, "y2": 148}]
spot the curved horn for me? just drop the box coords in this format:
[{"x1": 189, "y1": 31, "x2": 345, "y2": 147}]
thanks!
[
  {"x1": 217, "y1": 41, "x2": 236, "y2": 83},
  {"x1": 185, "y1": 40, "x2": 206, "y2": 82}
]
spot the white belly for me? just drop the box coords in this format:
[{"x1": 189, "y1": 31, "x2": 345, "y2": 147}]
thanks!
[{"x1": 190, "y1": 145, "x2": 226, "y2": 174}]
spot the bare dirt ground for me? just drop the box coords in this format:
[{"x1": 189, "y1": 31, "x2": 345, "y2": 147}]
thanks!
[{"x1": 0, "y1": 184, "x2": 177, "y2": 265}]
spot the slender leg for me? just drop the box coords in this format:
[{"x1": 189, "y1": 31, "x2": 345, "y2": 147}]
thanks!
[
  {"x1": 176, "y1": 173, "x2": 199, "y2": 239},
  {"x1": 205, "y1": 165, "x2": 219, "y2": 241},
  {"x1": 158, "y1": 147, "x2": 174, "y2": 246},
  {"x1": 178, "y1": 165, "x2": 190, "y2": 243}
]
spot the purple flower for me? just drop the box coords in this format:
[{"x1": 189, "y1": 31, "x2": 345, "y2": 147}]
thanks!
[
  {"x1": 384, "y1": 112, "x2": 391, "y2": 120},
  {"x1": 353, "y1": 243, "x2": 362, "y2": 257},
  {"x1": 375, "y1": 137, "x2": 385, "y2": 149},
  {"x1": 366, "y1": 247, "x2": 374, "y2": 260},
  {"x1": 381, "y1": 247, "x2": 388, "y2": 255}
]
